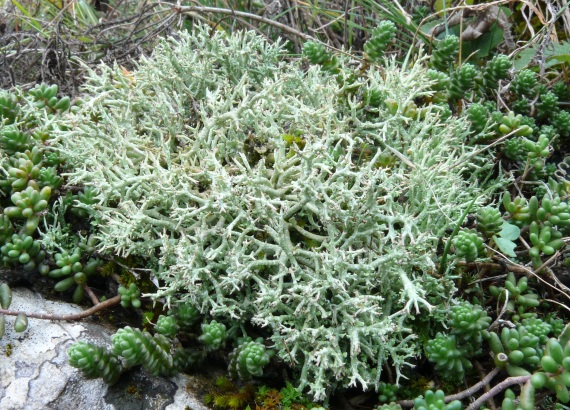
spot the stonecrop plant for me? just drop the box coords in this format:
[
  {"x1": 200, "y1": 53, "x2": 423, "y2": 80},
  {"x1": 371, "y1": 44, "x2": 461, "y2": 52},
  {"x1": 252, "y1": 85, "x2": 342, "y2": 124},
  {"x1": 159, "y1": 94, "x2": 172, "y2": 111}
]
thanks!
[{"x1": 54, "y1": 25, "x2": 502, "y2": 399}]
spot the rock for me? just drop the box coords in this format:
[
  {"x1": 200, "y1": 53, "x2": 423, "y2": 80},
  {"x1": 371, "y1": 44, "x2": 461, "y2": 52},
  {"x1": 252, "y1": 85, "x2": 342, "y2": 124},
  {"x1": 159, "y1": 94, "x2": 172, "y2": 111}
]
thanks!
[{"x1": 0, "y1": 288, "x2": 210, "y2": 410}]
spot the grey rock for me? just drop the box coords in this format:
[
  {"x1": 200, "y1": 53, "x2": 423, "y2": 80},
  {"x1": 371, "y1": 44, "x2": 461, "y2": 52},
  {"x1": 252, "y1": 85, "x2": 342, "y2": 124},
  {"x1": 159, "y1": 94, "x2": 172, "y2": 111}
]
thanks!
[{"x1": 0, "y1": 288, "x2": 210, "y2": 410}]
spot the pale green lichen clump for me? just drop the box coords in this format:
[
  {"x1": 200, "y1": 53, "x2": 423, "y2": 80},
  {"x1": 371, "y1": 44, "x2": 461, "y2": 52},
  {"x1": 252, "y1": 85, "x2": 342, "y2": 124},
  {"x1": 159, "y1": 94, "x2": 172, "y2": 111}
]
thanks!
[{"x1": 55, "y1": 26, "x2": 499, "y2": 399}]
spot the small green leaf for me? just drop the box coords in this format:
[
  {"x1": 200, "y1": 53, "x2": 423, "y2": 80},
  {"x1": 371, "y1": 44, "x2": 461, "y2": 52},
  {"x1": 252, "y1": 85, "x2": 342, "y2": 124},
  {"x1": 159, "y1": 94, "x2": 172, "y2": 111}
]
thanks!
[
  {"x1": 545, "y1": 41, "x2": 570, "y2": 67},
  {"x1": 514, "y1": 47, "x2": 536, "y2": 71},
  {"x1": 0, "y1": 283, "x2": 12, "y2": 309},
  {"x1": 493, "y1": 236, "x2": 517, "y2": 257},
  {"x1": 498, "y1": 220, "x2": 520, "y2": 241},
  {"x1": 515, "y1": 42, "x2": 570, "y2": 70},
  {"x1": 14, "y1": 313, "x2": 28, "y2": 332}
]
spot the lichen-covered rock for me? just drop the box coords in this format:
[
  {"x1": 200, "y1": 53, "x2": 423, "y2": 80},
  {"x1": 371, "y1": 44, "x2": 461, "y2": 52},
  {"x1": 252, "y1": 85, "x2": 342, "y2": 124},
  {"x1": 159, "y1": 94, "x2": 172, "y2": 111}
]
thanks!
[{"x1": 55, "y1": 25, "x2": 500, "y2": 399}]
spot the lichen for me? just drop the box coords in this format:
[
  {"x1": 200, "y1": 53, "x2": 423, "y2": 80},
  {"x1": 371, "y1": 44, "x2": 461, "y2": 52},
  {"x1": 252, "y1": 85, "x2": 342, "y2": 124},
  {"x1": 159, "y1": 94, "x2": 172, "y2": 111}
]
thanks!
[{"x1": 54, "y1": 26, "x2": 501, "y2": 399}]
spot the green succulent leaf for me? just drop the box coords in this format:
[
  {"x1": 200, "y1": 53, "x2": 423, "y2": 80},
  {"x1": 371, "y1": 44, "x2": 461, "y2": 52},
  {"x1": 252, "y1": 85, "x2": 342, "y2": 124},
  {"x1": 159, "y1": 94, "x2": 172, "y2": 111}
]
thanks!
[
  {"x1": 0, "y1": 283, "x2": 12, "y2": 309},
  {"x1": 13, "y1": 313, "x2": 28, "y2": 332}
]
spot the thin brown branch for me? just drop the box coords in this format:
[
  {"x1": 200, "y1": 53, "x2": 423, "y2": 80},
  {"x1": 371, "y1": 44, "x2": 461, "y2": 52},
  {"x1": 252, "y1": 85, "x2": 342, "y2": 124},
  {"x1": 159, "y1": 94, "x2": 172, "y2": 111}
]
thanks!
[
  {"x1": 396, "y1": 368, "x2": 501, "y2": 408},
  {"x1": 474, "y1": 361, "x2": 498, "y2": 410},
  {"x1": 465, "y1": 376, "x2": 531, "y2": 410},
  {"x1": 174, "y1": 4, "x2": 317, "y2": 42},
  {"x1": 0, "y1": 295, "x2": 121, "y2": 321},
  {"x1": 83, "y1": 284, "x2": 100, "y2": 305},
  {"x1": 460, "y1": 260, "x2": 529, "y2": 275},
  {"x1": 447, "y1": 368, "x2": 501, "y2": 403}
]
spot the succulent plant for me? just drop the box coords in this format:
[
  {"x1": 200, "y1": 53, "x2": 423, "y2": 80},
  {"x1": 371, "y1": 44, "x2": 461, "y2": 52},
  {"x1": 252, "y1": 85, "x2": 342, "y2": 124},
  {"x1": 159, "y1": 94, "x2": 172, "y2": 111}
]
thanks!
[
  {"x1": 168, "y1": 302, "x2": 201, "y2": 330},
  {"x1": 510, "y1": 69, "x2": 537, "y2": 99},
  {"x1": 0, "y1": 215, "x2": 14, "y2": 244},
  {"x1": 552, "y1": 110, "x2": 570, "y2": 139},
  {"x1": 476, "y1": 206, "x2": 503, "y2": 238},
  {"x1": 552, "y1": 81, "x2": 570, "y2": 101},
  {"x1": 118, "y1": 283, "x2": 142, "y2": 308},
  {"x1": 31, "y1": 126, "x2": 53, "y2": 143},
  {"x1": 0, "y1": 92, "x2": 20, "y2": 125},
  {"x1": 303, "y1": 41, "x2": 330, "y2": 65},
  {"x1": 518, "y1": 116, "x2": 539, "y2": 138},
  {"x1": 173, "y1": 347, "x2": 204, "y2": 372},
  {"x1": 448, "y1": 64, "x2": 478, "y2": 100},
  {"x1": 2, "y1": 148, "x2": 43, "y2": 192},
  {"x1": 13, "y1": 313, "x2": 28, "y2": 332},
  {"x1": 364, "y1": 21, "x2": 396, "y2": 62},
  {"x1": 228, "y1": 337, "x2": 272, "y2": 380},
  {"x1": 413, "y1": 390, "x2": 462, "y2": 410},
  {"x1": 546, "y1": 315, "x2": 566, "y2": 339},
  {"x1": 364, "y1": 87, "x2": 384, "y2": 108},
  {"x1": 112, "y1": 326, "x2": 175, "y2": 376},
  {"x1": 48, "y1": 248, "x2": 83, "y2": 278},
  {"x1": 0, "y1": 283, "x2": 11, "y2": 338},
  {"x1": 302, "y1": 41, "x2": 340, "y2": 74},
  {"x1": 482, "y1": 54, "x2": 511, "y2": 93},
  {"x1": 70, "y1": 186, "x2": 99, "y2": 218},
  {"x1": 38, "y1": 167, "x2": 63, "y2": 190},
  {"x1": 503, "y1": 137, "x2": 528, "y2": 162},
  {"x1": 27, "y1": 83, "x2": 70, "y2": 114},
  {"x1": 499, "y1": 112, "x2": 533, "y2": 137},
  {"x1": 48, "y1": 249, "x2": 101, "y2": 303},
  {"x1": 0, "y1": 125, "x2": 33, "y2": 156},
  {"x1": 449, "y1": 302, "x2": 491, "y2": 353},
  {"x1": 378, "y1": 382, "x2": 399, "y2": 403},
  {"x1": 511, "y1": 98, "x2": 531, "y2": 116},
  {"x1": 536, "y1": 92, "x2": 560, "y2": 120},
  {"x1": 430, "y1": 35, "x2": 459, "y2": 72},
  {"x1": 530, "y1": 338, "x2": 570, "y2": 403},
  {"x1": 68, "y1": 342, "x2": 123, "y2": 385},
  {"x1": 522, "y1": 134, "x2": 551, "y2": 173},
  {"x1": 534, "y1": 194, "x2": 570, "y2": 228},
  {"x1": 452, "y1": 229, "x2": 485, "y2": 262},
  {"x1": 376, "y1": 403, "x2": 402, "y2": 410},
  {"x1": 199, "y1": 320, "x2": 227, "y2": 350},
  {"x1": 528, "y1": 222, "x2": 564, "y2": 259},
  {"x1": 501, "y1": 388, "x2": 527, "y2": 410},
  {"x1": 522, "y1": 317, "x2": 553, "y2": 344},
  {"x1": 154, "y1": 314, "x2": 180, "y2": 338},
  {"x1": 489, "y1": 272, "x2": 540, "y2": 315},
  {"x1": 425, "y1": 333, "x2": 472, "y2": 380},
  {"x1": 466, "y1": 103, "x2": 490, "y2": 136},
  {"x1": 426, "y1": 69, "x2": 450, "y2": 103},
  {"x1": 502, "y1": 192, "x2": 536, "y2": 225},
  {"x1": 501, "y1": 326, "x2": 541, "y2": 368},
  {"x1": 1, "y1": 232, "x2": 44, "y2": 270},
  {"x1": 4, "y1": 184, "x2": 51, "y2": 234}
]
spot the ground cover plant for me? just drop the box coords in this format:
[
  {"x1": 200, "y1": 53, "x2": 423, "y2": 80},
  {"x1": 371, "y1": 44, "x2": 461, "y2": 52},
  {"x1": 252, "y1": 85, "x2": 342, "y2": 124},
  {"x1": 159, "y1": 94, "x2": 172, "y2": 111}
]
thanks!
[{"x1": 0, "y1": 1, "x2": 570, "y2": 410}]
